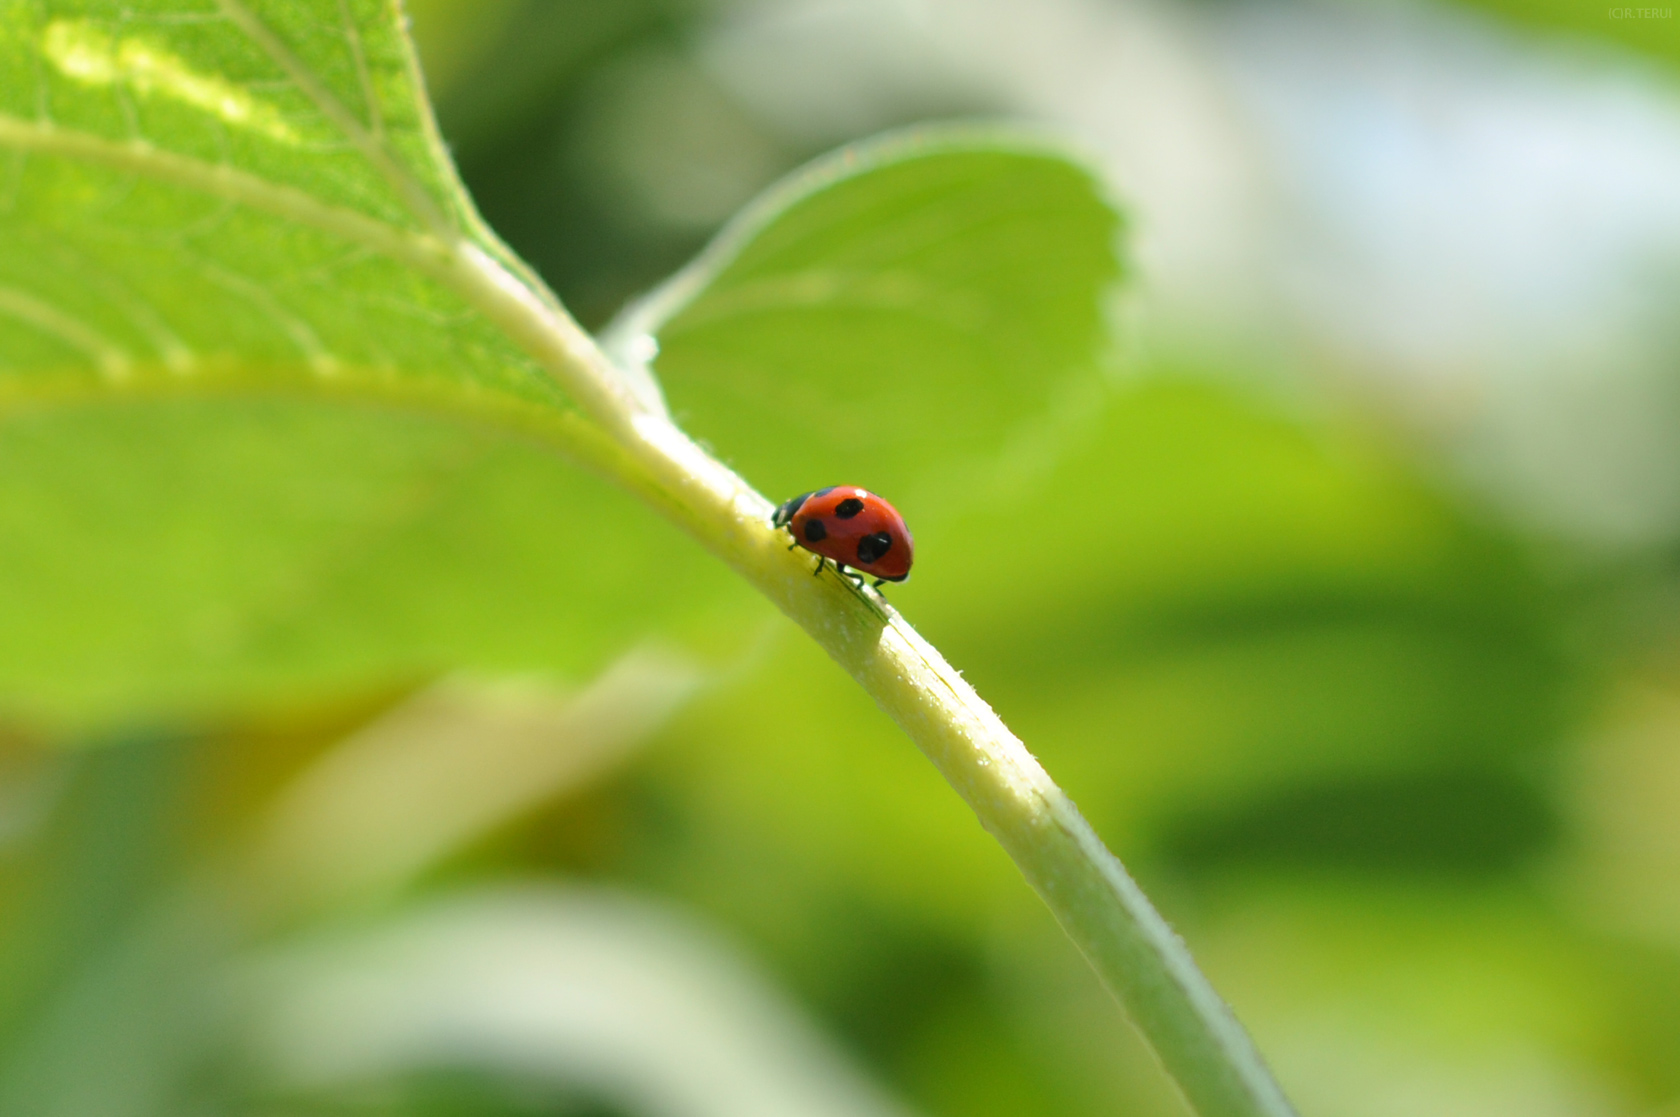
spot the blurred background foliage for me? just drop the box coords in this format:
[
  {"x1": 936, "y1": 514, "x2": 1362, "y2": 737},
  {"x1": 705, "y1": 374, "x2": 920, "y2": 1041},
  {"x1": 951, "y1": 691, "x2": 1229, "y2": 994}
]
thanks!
[{"x1": 5, "y1": 0, "x2": 1680, "y2": 1115}]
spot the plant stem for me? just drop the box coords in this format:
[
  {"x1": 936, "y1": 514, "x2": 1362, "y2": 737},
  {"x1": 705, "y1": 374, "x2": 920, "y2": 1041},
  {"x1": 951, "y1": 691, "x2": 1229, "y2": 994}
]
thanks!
[
  {"x1": 626, "y1": 412, "x2": 1296, "y2": 1117},
  {"x1": 463, "y1": 261, "x2": 1299, "y2": 1112}
]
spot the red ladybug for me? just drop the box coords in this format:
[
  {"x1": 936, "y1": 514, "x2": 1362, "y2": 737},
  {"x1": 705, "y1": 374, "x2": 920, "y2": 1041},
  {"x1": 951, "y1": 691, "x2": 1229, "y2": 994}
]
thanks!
[{"x1": 772, "y1": 486, "x2": 914, "y2": 586}]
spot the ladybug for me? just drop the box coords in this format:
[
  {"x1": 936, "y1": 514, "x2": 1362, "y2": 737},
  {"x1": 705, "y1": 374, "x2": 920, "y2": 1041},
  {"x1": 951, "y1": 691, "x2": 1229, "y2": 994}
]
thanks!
[{"x1": 772, "y1": 486, "x2": 914, "y2": 586}]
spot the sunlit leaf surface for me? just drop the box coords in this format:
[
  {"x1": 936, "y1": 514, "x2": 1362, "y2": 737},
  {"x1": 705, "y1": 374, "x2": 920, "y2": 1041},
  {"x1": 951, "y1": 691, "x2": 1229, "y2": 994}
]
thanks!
[{"x1": 624, "y1": 130, "x2": 1122, "y2": 502}]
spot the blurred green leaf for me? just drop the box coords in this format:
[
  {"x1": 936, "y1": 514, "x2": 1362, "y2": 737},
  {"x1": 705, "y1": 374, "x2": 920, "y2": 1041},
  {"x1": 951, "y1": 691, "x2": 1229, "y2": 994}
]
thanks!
[
  {"x1": 0, "y1": 398, "x2": 748, "y2": 729},
  {"x1": 1195, "y1": 879, "x2": 1633, "y2": 1117},
  {"x1": 1446, "y1": 0, "x2": 1680, "y2": 71},
  {"x1": 906, "y1": 379, "x2": 1575, "y2": 838},
  {"x1": 619, "y1": 129, "x2": 1124, "y2": 503},
  {"x1": 0, "y1": 0, "x2": 679, "y2": 728}
]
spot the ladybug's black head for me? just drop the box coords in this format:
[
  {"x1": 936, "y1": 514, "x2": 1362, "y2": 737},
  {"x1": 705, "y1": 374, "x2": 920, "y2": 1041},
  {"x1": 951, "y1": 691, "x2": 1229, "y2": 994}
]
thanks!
[{"x1": 771, "y1": 492, "x2": 813, "y2": 529}]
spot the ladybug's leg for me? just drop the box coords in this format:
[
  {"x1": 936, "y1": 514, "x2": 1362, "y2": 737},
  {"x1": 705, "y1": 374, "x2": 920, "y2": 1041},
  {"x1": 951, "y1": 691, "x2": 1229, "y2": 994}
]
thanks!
[{"x1": 812, "y1": 556, "x2": 825, "y2": 576}]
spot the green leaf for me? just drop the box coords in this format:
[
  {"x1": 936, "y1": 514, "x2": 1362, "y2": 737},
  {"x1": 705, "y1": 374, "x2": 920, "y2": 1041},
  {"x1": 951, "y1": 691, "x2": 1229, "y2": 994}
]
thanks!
[
  {"x1": 0, "y1": 399, "x2": 753, "y2": 727},
  {"x1": 1445, "y1": 0, "x2": 1680, "y2": 74},
  {"x1": 612, "y1": 128, "x2": 1124, "y2": 504},
  {"x1": 0, "y1": 0, "x2": 716, "y2": 729},
  {"x1": 0, "y1": 0, "x2": 557, "y2": 410}
]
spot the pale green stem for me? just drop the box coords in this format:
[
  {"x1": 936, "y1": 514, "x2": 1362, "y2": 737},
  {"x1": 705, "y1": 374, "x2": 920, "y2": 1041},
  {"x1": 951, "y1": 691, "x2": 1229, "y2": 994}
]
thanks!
[{"x1": 463, "y1": 249, "x2": 1299, "y2": 1117}]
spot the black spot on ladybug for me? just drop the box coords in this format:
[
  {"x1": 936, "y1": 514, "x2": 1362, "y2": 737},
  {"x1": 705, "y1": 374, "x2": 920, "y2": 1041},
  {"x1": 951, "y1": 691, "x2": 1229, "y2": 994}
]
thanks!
[
  {"x1": 834, "y1": 497, "x2": 865, "y2": 519},
  {"x1": 804, "y1": 519, "x2": 828, "y2": 543},
  {"x1": 772, "y1": 492, "x2": 812, "y2": 528},
  {"x1": 857, "y1": 532, "x2": 893, "y2": 564}
]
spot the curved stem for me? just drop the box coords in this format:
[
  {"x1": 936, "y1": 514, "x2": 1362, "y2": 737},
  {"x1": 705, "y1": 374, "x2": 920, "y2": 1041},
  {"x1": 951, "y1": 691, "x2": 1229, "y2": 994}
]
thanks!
[
  {"x1": 606, "y1": 405, "x2": 1297, "y2": 1117},
  {"x1": 457, "y1": 252, "x2": 1299, "y2": 1112}
]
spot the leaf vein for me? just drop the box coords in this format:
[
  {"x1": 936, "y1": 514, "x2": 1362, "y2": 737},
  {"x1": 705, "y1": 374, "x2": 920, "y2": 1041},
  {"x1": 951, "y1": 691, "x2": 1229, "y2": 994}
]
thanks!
[
  {"x1": 338, "y1": 0, "x2": 384, "y2": 142},
  {"x1": 214, "y1": 0, "x2": 449, "y2": 235},
  {"x1": 0, "y1": 284, "x2": 132, "y2": 379},
  {"x1": 188, "y1": 251, "x2": 338, "y2": 374},
  {"x1": 0, "y1": 113, "x2": 450, "y2": 280},
  {"x1": 14, "y1": 229, "x2": 196, "y2": 372}
]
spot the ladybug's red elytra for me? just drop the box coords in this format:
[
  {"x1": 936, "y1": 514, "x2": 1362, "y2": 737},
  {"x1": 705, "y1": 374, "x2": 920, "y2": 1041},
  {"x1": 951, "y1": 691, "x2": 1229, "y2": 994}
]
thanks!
[{"x1": 772, "y1": 486, "x2": 914, "y2": 586}]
